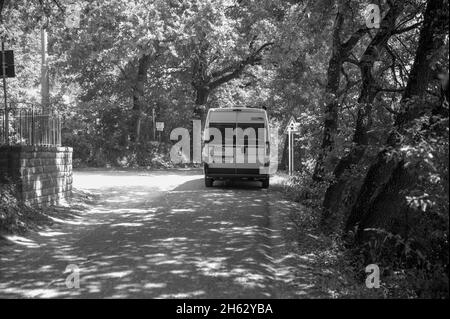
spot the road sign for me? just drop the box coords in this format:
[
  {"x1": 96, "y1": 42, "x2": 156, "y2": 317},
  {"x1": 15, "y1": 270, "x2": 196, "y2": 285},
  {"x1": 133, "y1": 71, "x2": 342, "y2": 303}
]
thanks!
[
  {"x1": 156, "y1": 122, "x2": 164, "y2": 131},
  {"x1": 0, "y1": 50, "x2": 15, "y2": 78},
  {"x1": 284, "y1": 116, "x2": 299, "y2": 134},
  {"x1": 284, "y1": 116, "x2": 300, "y2": 175}
]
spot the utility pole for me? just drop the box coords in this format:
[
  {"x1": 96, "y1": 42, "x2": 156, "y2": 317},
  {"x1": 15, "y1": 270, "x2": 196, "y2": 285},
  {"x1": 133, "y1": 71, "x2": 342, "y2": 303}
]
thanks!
[
  {"x1": 1, "y1": 39, "x2": 8, "y2": 144},
  {"x1": 152, "y1": 107, "x2": 156, "y2": 141},
  {"x1": 41, "y1": 28, "x2": 50, "y2": 113}
]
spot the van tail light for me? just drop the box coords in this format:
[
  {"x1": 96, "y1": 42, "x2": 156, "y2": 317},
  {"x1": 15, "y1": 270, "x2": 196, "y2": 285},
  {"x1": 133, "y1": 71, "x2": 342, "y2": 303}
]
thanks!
[{"x1": 263, "y1": 141, "x2": 270, "y2": 167}]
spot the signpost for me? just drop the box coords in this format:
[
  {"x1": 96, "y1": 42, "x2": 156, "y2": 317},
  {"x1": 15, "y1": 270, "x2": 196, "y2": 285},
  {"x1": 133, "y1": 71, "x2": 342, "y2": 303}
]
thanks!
[
  {"x1": 152, "y1": 108, "x2": 156, "y2": 140},
  {"x1": 0, "y1": 49, "x2": 15, "y2": 77},
  {"x1": 156, "y1": 122, "x2": 164, "y2": 142},
  {"x1": 156, "y1": 122, "x2": 164, "y2": 131},
  {"x1": 41, "y1": 28, "x2": 50, "y2": 111},
  {"x1": 284, "y1": 116, "x2": 300, "y2": 175},
  {"x1": 1, "y1": 42, "x2": 14, "y2": 145}
]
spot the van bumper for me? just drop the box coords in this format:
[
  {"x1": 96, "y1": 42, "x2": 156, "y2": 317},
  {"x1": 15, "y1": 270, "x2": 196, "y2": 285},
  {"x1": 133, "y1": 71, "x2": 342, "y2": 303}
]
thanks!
[{"x1": 204, "y1": 164, "x2": 269, "y2": 180}]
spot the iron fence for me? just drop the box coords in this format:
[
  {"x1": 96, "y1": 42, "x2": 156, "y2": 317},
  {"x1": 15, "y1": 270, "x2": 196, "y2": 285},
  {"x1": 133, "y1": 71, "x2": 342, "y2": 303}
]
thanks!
[{"x1": 0, "y1": 104, "x2": 61, "y2": 146}]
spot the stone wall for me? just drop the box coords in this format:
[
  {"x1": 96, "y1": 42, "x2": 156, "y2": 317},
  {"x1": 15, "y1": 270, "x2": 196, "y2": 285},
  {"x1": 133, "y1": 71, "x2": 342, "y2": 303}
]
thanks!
[{"x1": 0, "y1": 146, "x2": 73, "y2": 206}]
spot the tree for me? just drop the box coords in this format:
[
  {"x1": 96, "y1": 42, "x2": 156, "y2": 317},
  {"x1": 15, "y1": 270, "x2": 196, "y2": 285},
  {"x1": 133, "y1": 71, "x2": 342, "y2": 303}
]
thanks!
[
  {"x1": 182, "y1": 0, "x2": 276, "y2": 120},
  {"x1": 312, "y1": 0, "x2": 372, "y2": 181},
  {"x1": 321, "y1": 0, "x2": 420, "y2": 230},
  {"x1": 345, "y1": 0, "x2": 449, "y2": 242},
  {"x1": 52, "y1": 0, "x2": 185, "y2": 144}
]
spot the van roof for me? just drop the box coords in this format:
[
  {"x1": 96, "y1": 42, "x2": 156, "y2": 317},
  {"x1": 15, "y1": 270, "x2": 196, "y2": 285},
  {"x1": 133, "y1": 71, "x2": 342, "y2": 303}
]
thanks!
[{"x1": 208, "y1": 107, "x2": 266, "y2": 113}]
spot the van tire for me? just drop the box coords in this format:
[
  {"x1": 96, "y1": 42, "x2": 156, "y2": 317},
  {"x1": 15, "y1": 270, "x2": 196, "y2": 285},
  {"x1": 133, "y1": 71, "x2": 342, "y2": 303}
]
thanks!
[
  {"x1": 205, "y1": 177, "x2": 213, "y2": 187},
  {"x1": 262, "y1": 178, "x2": 269, "y2": 189}
]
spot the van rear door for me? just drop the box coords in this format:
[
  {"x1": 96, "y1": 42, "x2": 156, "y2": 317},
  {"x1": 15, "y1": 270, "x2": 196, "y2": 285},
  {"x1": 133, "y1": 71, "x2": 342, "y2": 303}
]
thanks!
[
  {"x1": 205, "y1": 109, "x2": 237, "y2": 172},
  {"x1": 235, "y1": 111, "x2": 267, "y2": 173}
]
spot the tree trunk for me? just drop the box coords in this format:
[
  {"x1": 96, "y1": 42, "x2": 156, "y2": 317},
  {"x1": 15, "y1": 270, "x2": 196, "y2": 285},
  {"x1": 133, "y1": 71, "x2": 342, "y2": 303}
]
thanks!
[
  {"x1": 191, "y1": 35, "x2": 209, "y2": 122},
  {"x1": 312, "y1": 11, "x2": 344, "y2": 181},
  {"x1": 321, "y1": 2, "x2": 404, "y2": 231},
  {"x1": 193, "y1": 87, "x2": 209, "y2": 123},
  {"x1": 0, "y1": 0, "x2": 7, "y2": 18},
  {"x1": 312, "y1": 4, "x2": 370, "y2": 180},
  {"x1": 131, "y1": 54, "x2": 151, "y2": 144},
  {"x1": 190, "y1": 37, "x2": 273, "y2": 124},
  {"x1": 345, "y1": 0, "x2": 448, "y2": 241}
]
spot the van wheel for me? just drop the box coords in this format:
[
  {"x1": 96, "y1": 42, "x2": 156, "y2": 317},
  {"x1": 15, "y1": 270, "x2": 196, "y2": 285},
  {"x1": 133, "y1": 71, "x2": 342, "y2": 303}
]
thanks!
[
  {"x1": 205, "y1": 177, "x2": 214, "y2": 187},
  {"x1": 262, "y1": 178, "x2": 269, "y2": 189}
]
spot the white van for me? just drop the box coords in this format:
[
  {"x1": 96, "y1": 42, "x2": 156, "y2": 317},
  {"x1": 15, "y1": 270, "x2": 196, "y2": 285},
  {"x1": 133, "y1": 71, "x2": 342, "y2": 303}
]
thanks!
[{"x1": 202, "y1": 107, "x2": 270, "y2": 188}]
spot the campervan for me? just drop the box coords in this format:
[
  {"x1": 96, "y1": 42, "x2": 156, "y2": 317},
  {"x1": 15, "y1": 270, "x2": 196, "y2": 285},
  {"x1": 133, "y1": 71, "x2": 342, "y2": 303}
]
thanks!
[{"x1": 202, "y1": 108, "x2": 270, "y2": 188}]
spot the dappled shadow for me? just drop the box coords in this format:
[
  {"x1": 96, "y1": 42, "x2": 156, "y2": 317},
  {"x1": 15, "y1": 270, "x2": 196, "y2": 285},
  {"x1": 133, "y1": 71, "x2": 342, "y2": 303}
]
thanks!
[{"x1": 0, "y1": 170, "x2": 331, "y2": 298}]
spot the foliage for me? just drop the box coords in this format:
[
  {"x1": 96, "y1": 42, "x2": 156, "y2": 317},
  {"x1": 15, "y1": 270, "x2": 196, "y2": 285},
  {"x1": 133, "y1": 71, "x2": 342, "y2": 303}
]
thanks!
[
  {"x1": 281, "y1": 169, "x2": 330, "y2": 209},
  {"x1": 1, "y1": 0, "x2": 448, "y2": 298},
  {"x1": 0, "y1": 183, "x2": 49, "y2": 234}
]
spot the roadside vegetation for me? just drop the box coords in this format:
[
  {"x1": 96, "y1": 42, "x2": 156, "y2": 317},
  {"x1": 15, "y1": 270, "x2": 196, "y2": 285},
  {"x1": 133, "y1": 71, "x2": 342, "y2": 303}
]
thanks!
[
  {"x1": 0, "y1": 184, "x2": 50, "y2": 234},
  {"x1": 1, "y1": 0, "x2": 448, "y2": 298}
]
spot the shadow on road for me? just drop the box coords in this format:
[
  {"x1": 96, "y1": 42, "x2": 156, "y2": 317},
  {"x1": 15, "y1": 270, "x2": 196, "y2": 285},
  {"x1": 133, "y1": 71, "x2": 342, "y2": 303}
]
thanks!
[{"x1": 0, "y1": 171, "x2": 330, "y2": 298}]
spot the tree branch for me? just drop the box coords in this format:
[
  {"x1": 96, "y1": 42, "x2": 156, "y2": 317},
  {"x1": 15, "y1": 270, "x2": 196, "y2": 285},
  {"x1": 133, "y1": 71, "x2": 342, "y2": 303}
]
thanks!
[
  {"x1": 378, "y1": 87, "x2": 405, "y2": 93},
  {"x1": 343, "y1": 57, "x2": 360, "y2": 66},
  {"x1": 208, "y1": 42, "x2": 274, "y2": 90},
  {"x1": 382, "y1": 104, "x2": 400, "y2": 115},
  {"x1": 208, "y1": 64, "x2": 245, "y2": 91},
  {"x1": 385, "y1": 44, "x2": 409, "y2": 86},
  {"x1": 342, "y1": 26, "x2": 370, "y2": 53},
  {"x1": 392, "y1": 21, "x2": 422, "y2": 35}
]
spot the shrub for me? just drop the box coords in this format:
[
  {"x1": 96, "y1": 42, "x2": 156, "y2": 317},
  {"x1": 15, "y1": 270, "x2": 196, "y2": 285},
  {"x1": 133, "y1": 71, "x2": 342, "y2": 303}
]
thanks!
[{"x1": 281, "y1": 168, "x2": 330, "y2": 209}]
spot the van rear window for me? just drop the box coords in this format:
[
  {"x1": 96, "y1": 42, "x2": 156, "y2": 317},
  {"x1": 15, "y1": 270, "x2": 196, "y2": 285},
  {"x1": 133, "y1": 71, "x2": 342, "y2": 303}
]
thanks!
[{"x1": 207, "y1": 122, "x2": 266, "y2": 147}]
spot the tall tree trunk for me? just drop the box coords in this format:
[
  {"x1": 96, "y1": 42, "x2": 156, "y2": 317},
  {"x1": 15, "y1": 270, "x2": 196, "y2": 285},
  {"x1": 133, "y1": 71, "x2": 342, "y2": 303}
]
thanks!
[
  {"x1": 192, "y1": 36, "x2": 209, "y2": 123},
  {"x1": 321, "y1": 2, "x2": 404, "y2": 231},
  {"x1": 0, "y1": 0, "x2": 5, "y2": 20},
  {"x1": 190, "y1": 37, "x2": 273, "y2": 123},
  {"x1": 131, "y1": 54, "x2": 151, "y2": 144},
  {"x1": 345, "y1": 0, "x2": 448, "y2": 242},
  {"x1": 312, "y1": 2, "x2": 369, "y2": 180},
  {"x1": 312, "y1": 12, "x2": 344, "y2": 181},
  {"x1": 194, "y1": 87, "x2": 209, "y2": 123}
]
